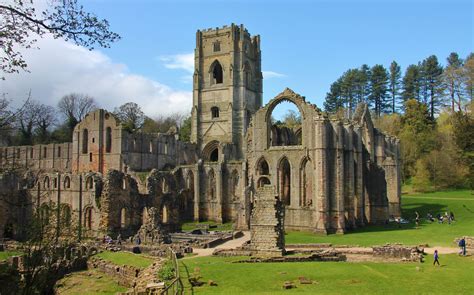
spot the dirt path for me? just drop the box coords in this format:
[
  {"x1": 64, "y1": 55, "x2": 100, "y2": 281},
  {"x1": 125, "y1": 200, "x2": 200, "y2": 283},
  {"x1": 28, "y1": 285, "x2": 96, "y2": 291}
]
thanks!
[{"x1": 187, "y1": 231, "x2": 251, "y2": 258}]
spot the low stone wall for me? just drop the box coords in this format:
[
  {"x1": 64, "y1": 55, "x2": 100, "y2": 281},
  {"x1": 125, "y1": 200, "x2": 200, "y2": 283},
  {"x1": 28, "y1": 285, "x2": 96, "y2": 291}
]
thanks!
[
  {"x1": 372, "y1": 245, "x2": 424, "y2": 262},
  {"x1": 87, "y1": 257, "x2": 141, "y2": 288},
  {"x1": 236, "y1": 251, "x2": 346, "y2": 263}
]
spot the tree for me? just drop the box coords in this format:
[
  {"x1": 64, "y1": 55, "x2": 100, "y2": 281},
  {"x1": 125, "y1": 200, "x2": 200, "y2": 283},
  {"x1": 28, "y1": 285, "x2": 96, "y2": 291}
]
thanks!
[
  {"x1": 17, "y1": 100, "x2": 41, "y2": 145},
  {"x1": 324, "y1": 78, "x2": 344, "y2": 113},
  {"x1": 0, "y1": 0, "x2": 120, "y2": 78},
  {"x1": 443, "y1": 52, "x2": 465, "y2": 112},
  {"x1": 463, "y1": 53, "x2": 474, "y2": 103},
  {"x1": 368, "y1": 64, "x2": 389, "y2": 117},
  {"x1": 34, "y1": 104, "x2": 57, "y2": 143},
  {"x1": 179, "y1": 116, "x2": 192, "y2": 142},
  {"x1": 421, "y1": 55, "x2": 444, "y2": 119},
  {"x1": 451, "y1": 110, "x2": 474, "y2": 188},
  {"x1": 389, "y1": 61, "x2": 401, "y2": 113},
  {"x1": 114, "y1": 102, "x2": 145, "y2": 132},
  {"x1": 402, "y1": 64, "x2": 421, "y2": 103},
  {"x1": 57, "y1": 93, "x2": 96, "y2": 139}
]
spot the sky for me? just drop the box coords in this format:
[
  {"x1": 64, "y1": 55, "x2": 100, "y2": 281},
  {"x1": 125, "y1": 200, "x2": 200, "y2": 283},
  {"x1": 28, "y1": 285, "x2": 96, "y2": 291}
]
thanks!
[{"x1": 1, "y1": 0, "x2": 472, "y2": 120}]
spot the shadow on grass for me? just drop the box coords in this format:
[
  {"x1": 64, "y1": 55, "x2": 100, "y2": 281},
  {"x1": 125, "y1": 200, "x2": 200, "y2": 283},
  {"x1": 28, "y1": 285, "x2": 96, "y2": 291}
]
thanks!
[{"x1": 338, "y1": 202, "x2": 448, "y2": 236}]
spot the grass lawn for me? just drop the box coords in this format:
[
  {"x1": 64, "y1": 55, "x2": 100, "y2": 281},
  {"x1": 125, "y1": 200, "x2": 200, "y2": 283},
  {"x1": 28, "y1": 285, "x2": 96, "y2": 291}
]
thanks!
[
  {"x1": 286, "y1": 190, "x2": 474, "y2": 247},
  {"x1": 94, "y1": 251, "x2": 154, "y2": 268},
  {"x1": 181, "y1": 221, "x2": 234, "y2": 232},
  {"x1": 180, "y1": 254, "x2": 474, "y2": 294},
  {"x1": 55, "y1": 269, "x2": 127, "y2": 295},
  {"x1": 0, "y1": 251, "x2": 20, "y2": 261}
]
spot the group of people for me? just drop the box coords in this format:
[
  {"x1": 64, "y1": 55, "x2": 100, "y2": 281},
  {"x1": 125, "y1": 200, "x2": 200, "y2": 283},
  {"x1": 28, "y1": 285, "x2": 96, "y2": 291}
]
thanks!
[
  {"x1": 102, "y1": 234, "x2": 122, "y2": 245},
  {"x1": 432, "y1": 237, "x2": 468, "y2": 267},
  {"x1": 425, "y1": 211, "x2": 455, "y2": 224}
]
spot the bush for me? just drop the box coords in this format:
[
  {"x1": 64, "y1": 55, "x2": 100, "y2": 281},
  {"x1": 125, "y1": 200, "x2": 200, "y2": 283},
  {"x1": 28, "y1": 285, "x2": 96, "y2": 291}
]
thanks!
[{"x1": 158, "y1": 260, "x2": 175, "y2": 281}]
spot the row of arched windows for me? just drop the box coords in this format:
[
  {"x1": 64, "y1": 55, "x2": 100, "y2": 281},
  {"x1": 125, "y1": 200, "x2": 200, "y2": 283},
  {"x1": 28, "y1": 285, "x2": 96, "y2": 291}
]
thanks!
[{"x1": 40, "y1": 175, "x2": 94, "y2": 190}]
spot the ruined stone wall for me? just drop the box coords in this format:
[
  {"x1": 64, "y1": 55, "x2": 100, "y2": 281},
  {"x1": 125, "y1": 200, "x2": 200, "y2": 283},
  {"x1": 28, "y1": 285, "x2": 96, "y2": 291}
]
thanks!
[{"x1": 249, "y1": 185, "x2": 285, "y2": 256}]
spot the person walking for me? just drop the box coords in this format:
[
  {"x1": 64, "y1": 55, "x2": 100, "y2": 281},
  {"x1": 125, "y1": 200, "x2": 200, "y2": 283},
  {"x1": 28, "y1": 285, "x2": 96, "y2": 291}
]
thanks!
[
  {"x1": 415, "y1": 211, "x2": 420, "y2": 228},
  {"x1": 459, "y1": 237, "x2": 466, "y2": 256},
  {"x1": 433, "y1": 250, "x2": 440, "y2": 266}
]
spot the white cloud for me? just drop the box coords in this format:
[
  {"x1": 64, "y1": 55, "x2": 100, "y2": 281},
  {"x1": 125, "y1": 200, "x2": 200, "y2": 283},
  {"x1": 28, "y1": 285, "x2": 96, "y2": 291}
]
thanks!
[
  {"x1": 262, "y1": 71, "x2": 286, "y2": 79},
  {"x1": 159, "y1": 53, "x2": 194, "y2": 73},
  {"x1": 1, "y1": 37, "x2": 192, "y2": 118}
]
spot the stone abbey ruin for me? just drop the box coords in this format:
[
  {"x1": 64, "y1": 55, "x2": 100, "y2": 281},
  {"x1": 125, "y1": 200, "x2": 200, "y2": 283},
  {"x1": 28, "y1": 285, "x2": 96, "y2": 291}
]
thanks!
[{"x1": 0, "y1": 24, "x2": 401, "y2": 243}]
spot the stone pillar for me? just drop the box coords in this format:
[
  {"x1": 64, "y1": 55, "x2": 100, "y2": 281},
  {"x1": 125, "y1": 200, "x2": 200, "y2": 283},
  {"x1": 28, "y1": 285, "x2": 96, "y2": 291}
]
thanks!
[
  {"x1": 334, "y1": 123, "x2": 346, "y2": 233},
  {"x1": 250, "y1": 185, "x2": 285, "y2": 257},
  {"x1": 193, "y1": 163, "x2": 200, "y2": 221},
  {"x1": 215, "y1": 163, "x2": 223, "y2": 223},
  {"x1": 314, "y1": 120, "x2": 329, "y2": 233},
  {"x1": 344, "y1": 124, "x2": 355, "y2": 229},
  {"x1": 354, "y1": 127, "x2": 365, "y2": 226}
]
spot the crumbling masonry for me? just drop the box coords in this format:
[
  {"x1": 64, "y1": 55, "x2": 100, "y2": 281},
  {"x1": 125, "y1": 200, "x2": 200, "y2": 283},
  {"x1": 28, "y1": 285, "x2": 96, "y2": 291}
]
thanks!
[{"x1": 0, "y1": 24, "x2": 401, "y2": 240}]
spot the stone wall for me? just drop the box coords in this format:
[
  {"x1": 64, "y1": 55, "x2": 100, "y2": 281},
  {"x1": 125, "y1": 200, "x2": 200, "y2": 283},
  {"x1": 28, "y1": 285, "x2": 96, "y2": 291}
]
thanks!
[
  {"x1": 372, "y1": 244, "x2": 424, "y2": 262},
  {"x1": 249, "y1": 186, "x2": 285, "y2": 256}
]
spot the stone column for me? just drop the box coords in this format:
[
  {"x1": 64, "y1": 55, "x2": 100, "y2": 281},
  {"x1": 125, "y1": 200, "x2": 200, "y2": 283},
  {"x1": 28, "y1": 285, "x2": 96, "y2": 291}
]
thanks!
[
  {"x1": 215, "y1": 163, "x2": 223, "y2": 223},
  {"x1": 354, "y1": 126, "x2": 365, "y2": 226},
  {"x1": 314, "y1": 120, "x2": 329, "y2": 233},
  {"x1": 193, "y1": 163, "x2": 200, "y2": 221},
  {"x1": 335, "y1": 122, "x2": 346, "y2": 233},
  {"x1": 344, "y1": 124, "x2": 355, "y2": 229}
]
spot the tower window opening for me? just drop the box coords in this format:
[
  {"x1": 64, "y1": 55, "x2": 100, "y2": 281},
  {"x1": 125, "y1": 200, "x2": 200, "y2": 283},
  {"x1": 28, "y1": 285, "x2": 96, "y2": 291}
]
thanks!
[
  {"x1": 211, "y1": 107, "x2": 220, "y2": 119},
  {"x1": 212, "y1": 61, "x2": 223, "y2": 84},
  {"x1": 82, "y1": 129, "x2": 88, "y2": 154},
  {"x1": 213, "y1": 41, "x2": 220, "y2": 52},
  {"x1": 210, "y1": 148, "x2": 218, "y2": 162},
  {"x1": 106, "y1": 127, "x2": 112, "y2": 153}
]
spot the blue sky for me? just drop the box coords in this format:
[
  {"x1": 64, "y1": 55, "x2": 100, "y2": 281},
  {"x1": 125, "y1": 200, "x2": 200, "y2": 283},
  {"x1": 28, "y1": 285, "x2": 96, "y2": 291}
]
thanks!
[{"x1": 3, "y1": 0, "x2": 472, "y2": 119}]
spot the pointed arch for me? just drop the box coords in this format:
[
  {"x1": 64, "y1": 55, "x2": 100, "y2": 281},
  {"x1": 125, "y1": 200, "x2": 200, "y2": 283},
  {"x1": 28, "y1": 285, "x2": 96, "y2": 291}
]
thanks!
[
  {"x1": 210, "y1": 60, "x2": 223, "y2": 84},
  {"x1": 256, "y1": 156, "x2": 269, "y2": 175},
  {"x1": 277, "y1": 156, "x2": 291, "y2": 206},
  {"x1": 300, "y1": 157, "x2": 313, "y2": 207},
  {"x1": 207, "y1": 168, "x2": 216, "y2": 200},
  {"x1": 202, "y1": 140, "x2": 219, "y2": 162}
]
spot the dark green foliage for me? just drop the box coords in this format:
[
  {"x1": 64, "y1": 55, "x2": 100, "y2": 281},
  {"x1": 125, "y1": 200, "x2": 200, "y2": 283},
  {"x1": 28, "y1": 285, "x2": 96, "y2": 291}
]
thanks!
[
  {"x1": 389, "y1": 61, "x2": 401, "y2": 113},
  {"x1": 158, "y1": 260, "x2": 176, "y2": 281},
  {"x1": 421, "y1": 55, "x2": 444, "y2": 119},
  {"x1": 451, "y1": 111, "x2": 474, "y2": 188},
  {"x1": 179, "y1": 116, "x2": 192, "y2": 142},
  {"x1": 368, "y1": 64, "x2": 389, "y2": 117},
  {"x1": 402, "y1": 64, "x2": 421, "y2": 103}
]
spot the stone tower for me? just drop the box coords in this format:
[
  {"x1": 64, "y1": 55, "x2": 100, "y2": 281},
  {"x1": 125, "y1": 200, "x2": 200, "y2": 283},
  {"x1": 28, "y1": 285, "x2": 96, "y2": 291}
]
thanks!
[{"x1": 191, "y1": 24, "x2": 262, "y2": 159}]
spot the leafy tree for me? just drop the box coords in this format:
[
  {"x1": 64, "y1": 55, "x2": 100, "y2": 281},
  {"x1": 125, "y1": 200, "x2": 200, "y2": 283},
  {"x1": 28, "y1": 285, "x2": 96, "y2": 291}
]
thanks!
[
  {"x1": 421, "y1": 55, "x2": 444, "y2": 119},
  {"x1": 57, "y1": 93, "x2": 96, "y2": 139},
  {"x1": 399, "y1": 99, "x2": 436, "y2": 178},
  {"x1": 402, "y1": 64, "x2": 421, "y2": 103},
  {"x1": 389, "y1": 61, "x2": 401, "y2": 113},
  {"x1": 179, "y1": 116, "x2": 192, "y2": 142},
  {"x1": 463, "y1": 53, "x2": 474, "y2": 103},
  {"x1": 0, "y1": 0, "x2": 120, "y2": 78},
  {"x1": 443, "y1": 52, "x2": 465, "y2": 112},
  {"x1": 114, "y1": 102, "x2": 145, "y2": 132},
  {"x1": 451, "y1": 110, "x2": 474, "y2": 188},
  {"x1": 34, "y1": 104, "x2": 56, "y2": 144},
  {"x1": 368, "y1": 64, "x2": 389, "y2": 117},
  {"x1": 324, "y1": 78, "x2": 344, "y2": 112}
]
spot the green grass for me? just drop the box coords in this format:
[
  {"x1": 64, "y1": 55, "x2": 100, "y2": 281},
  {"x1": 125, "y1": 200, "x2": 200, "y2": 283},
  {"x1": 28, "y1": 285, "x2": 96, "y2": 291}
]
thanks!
[
  {"x1": 0, "y1": 251, "x2": 20, "y2": 261},
  {"x1": 94, "y1": 251, "x2": 153, "y2": 268},
  {"x1": 180, "y1": 254, "x2": 474, "y2": 294},
  {"x1": 286, "y1": 189, "x2": 474, "y2": 247},
  {"x1": 181, "y1": 221, "x2": 234, "y2": 232},
  {"x1": 55, "y1": 269, "x2": 127, "y2": 295}
]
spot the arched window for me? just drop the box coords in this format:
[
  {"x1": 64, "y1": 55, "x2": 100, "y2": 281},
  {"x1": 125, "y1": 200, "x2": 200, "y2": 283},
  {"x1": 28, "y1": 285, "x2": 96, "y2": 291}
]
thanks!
[
  {"x1": 257, "y1": 158, "x2": 269, "y2": 175},
  {"x1": 269, "y1": 100, "x2": 302, "y2": 147},
  {"x1": 278, "y1": 157, "x2": 291, "y2": 206},
  {"x1": 300, "y1": 158, "x2": 313, "y2": 207},
  {"x1": 162, "y1": 178, "x2": 169, "y2": 193},
  {"x1": 106, "y1": 127, "x2": 112, "y2": 153},
  {"x1": 230, "y1": 170, "x2": 239, "y2": 200},
  {"x1": 211, "y1": 107, "x2": 220, "y2": 119},
  {"x1": 162, "y1": 205, "x2": 169, "y2": 224},
  {"x1": 57, "y1": 146, "x2": 61, "y2": 157},
  {"x1": 82, "y1": 129, "x2": 88, "y2": 154},
  {"x1": 186, "y1": 171, "x2": 194, "y2": 191},
  {"x1": 89, "y1": 153, "x2": 93, "y2": 162},
  {"x1": 43, "y1": 147, "x2": 47, "y2": 158},
  {"x1": 43, "y1": 176, "x2": 50, "y2": 189},
  {"x1": 86, "y1": 176, "x2": 93, "y2": 189},
  {"x1": 149, "y1": 140, "x2": 153, "y2": 153},
  {"x1": 120, "y1": 208, "x2": 127, "y2": 228},
  {"x1": 210, "y1": 148, "x2": 218, "y2": 162},
  {"x1": 53, "y1": 178, "x2": 58, "y2": 188},
  {"x1": 207, "y1": 169, "x2": 216, "y2": 200},
  {"x1": 257, "y1": 176, "x2": 271, "y2": 188},
  {"x1": 211, "y1": 61, "x2": 223, "y2": 84},
  {"x1": 84, "y1": 207, "x2": 93, "y2": 229},
  {"x1": 64, "y1": 176, "x2": 71, "y2": 189}
]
